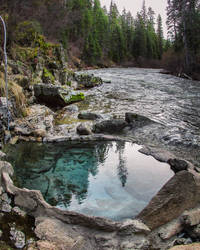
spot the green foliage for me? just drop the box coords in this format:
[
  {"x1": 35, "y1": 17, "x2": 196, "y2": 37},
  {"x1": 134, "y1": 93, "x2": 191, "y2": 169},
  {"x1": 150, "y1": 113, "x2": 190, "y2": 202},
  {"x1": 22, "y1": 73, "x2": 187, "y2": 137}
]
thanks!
[
  {"x1": 15, "y1": 20, "x2": 43, "y2": 46},
  {"x1": 42, "y1": 67, "x2": 55, "y2": 84}
]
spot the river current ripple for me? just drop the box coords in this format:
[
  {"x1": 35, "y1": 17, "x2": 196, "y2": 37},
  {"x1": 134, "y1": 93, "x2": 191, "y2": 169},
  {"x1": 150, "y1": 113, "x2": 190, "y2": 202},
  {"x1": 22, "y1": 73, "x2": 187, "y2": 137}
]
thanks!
[{"x1": 78, "y1": 68, "x2": 200, "y2": 166}]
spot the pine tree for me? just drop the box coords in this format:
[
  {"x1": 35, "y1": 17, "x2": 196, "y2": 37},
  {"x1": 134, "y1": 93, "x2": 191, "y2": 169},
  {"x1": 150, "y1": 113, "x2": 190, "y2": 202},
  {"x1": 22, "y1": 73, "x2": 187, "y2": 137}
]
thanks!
[
  {"x1": 166, "y1": 0, "x2": 200, "y2": 73},
  {"x1": 132, "y1": 13, "x2": 147, "y2": 59},
  {"x1": 157, "y1": 14, "x2": 163, "y2": 59}
]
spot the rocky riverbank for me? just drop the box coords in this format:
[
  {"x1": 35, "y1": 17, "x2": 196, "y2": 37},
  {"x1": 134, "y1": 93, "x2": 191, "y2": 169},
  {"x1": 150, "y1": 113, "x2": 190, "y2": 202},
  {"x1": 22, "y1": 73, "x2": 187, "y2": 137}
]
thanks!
[{"x1": 1, "y1": 92, "x2": 200, "y2": 249}]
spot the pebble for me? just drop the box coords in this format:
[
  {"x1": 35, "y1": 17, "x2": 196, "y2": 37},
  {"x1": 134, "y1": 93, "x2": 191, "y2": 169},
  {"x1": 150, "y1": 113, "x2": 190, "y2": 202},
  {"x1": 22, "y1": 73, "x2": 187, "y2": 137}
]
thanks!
[
  {"x1": 10, "y1": 226, "x2": 26, "y2": 249},
  {"x1": 1, "y1": 193, "x2": 11, "y2": 204},
  {"x1": 0, "y1": 202, "x2": 12, "y2": 213}
]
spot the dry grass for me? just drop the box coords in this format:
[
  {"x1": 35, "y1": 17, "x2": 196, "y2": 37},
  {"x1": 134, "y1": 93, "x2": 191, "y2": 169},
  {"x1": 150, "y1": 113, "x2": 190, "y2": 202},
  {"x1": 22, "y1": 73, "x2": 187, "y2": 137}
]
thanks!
[{"x1": 0, "y1": 72, "x2": 27, "y2": 116}]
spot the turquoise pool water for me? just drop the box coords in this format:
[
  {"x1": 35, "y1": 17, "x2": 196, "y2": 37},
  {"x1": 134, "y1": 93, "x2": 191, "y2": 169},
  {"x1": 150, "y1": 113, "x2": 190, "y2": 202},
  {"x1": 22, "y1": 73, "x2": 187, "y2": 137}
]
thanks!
[{"x1": 5, "y1": 141, "x2": 174, "y2": 220}]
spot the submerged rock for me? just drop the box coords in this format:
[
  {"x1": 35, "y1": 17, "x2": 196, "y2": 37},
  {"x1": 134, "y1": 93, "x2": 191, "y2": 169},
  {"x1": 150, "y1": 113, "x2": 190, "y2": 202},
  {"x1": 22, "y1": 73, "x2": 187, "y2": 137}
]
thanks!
[{"x1": 34, "y1": 84, "x2": 84, "y2": 107}]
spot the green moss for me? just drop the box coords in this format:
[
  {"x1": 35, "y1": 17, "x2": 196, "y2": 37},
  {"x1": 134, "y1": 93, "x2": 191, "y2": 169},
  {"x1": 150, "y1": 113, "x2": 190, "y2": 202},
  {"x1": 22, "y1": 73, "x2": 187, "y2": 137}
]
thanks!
[
  {"x1": 55, "y1": 117, "x2": 83, "y2": 125},
  {"x1": 66, "y1": 81, "x2": 72, "y2": 86},
  {"x1": 60, "y1": 91, "x2": 85, "y2": 105},
  {"x1": 42, "y1": 67, "x2": 55, "y2": 84},
  {"x1": 14, "y1": 46, "x2": 39, "y2": 62},
  {"x1": 68, "y1": 92, "x2": 85, "y2": 103}
]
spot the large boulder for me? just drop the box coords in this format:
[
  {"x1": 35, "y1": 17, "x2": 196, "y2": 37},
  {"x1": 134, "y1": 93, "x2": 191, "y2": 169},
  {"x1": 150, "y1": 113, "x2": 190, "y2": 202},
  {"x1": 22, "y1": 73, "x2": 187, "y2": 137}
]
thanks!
[
  {"x1": 75, "y1": 74, "x2": 102, "y2": 89},
  {"x1": 92, "y1": 119, "x2": 128, "y2": 134},
  {"x1": 137, "y1": 171, "x2": 199, "y2": 229},
  {"x1": 34, "y1": 84, "x2": 84, "y2": 107}
]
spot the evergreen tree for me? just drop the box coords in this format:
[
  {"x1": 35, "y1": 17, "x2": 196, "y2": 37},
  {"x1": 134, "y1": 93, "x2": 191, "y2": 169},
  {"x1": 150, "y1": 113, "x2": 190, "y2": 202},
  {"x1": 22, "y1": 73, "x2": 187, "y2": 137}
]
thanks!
[
  {"x1": 108, "y1": 1, "x2": 126, "y2": 62},
  {"x1": 132, "y1": 13, "x2": 147, "y2": 59},
  {"x1": 166, "y1": 0, "x2": 200, "y2": 73},
  {"x1": 157, "y1": 14, "x2": 164, "y2": 59}
]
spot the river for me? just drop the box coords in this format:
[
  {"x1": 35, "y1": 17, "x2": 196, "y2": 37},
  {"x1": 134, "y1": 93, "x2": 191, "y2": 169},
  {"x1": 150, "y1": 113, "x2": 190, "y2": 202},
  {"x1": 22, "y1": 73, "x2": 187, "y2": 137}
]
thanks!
[{"x1": 77, "y1": 67, "x2": 200, "y2": 166}]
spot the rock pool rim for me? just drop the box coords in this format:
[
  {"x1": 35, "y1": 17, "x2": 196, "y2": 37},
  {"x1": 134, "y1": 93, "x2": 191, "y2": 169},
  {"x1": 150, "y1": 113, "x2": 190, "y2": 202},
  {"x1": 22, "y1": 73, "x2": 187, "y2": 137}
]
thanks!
[
  {"x1": 2, "y1": 134, "x2": 199, "y2": 232},
  {"x1": 4, "y1": 139, "x2": 174, "y2": 221}
]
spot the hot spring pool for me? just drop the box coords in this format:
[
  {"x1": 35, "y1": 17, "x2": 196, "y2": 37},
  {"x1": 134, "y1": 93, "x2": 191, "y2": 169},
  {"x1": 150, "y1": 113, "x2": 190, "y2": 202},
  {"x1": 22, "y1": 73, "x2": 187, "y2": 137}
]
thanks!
[{"x1": 4, "y1": 141, "x2": 174, "y2": 221}]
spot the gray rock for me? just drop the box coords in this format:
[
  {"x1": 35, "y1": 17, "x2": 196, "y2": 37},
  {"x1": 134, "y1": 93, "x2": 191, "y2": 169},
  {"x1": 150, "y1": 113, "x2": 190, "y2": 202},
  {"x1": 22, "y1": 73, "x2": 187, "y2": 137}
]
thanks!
[
  {"x1": 0, "y1": 151, "x2": 6, "y2": 159},
  {"x1": 14, "y1": 126, "x2": 32, "y2": 136},
  {"x1": 172, "y1": 237, "x2": 193, "y2": 246},
  {"x1": 181, "y1": 208, "x2": 200, "y2": 226},
  {"x1": 78, "y1": 112, "x2": 102, "y2": 120},
  {"x1": 95, "y1": 232, "x2": 118, "y2": 249},
  {"x1": 35, "y1": 218, "x2": 77, "y2": 249},
  {"x1": 125, "y1": 112, "x2": 154, "y2": 128},
  {"x1": 93, "y1": 119, "x2": 128, "y2": 134},
  {"x1": 0, "y1": 202, "x2": 12, "y2": 213},
  {"x1": 120, "y1": 238, "x2": 150, "y2": 250},
  {"x1": 119, "y1": 219, "x2": 150, "y2": 235},
  {"x1": 12, "y1": 206, "x2": 26, "y2": 217},
  {"x1": 139, "y1": 146, "x2": 175, "y2": 163},
  {"x1": 76, "y1": 124, "x2": 92, "y2": 135},
  {"x1": 168, "y1": 158, "x2": 189, "y2": 173},
  {"x1": 1, "y1": 193, "x2": 11, "y2": 204},
  {"x1": 64, "y1": 105, "x2": 79, "y2": 113},
  {"x1": 10, "y1": 226, "x2": 26, "y2": 249},
  {"x1": 75, "y1": 74, "x2": 103, "y2": 88}
]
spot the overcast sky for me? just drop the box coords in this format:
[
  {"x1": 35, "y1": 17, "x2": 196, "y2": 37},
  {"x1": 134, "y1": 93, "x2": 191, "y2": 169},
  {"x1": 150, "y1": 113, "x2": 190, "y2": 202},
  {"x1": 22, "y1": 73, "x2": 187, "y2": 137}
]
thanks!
[{"x1": 100, "y1": 0, "x2": 168, "y2": 37}]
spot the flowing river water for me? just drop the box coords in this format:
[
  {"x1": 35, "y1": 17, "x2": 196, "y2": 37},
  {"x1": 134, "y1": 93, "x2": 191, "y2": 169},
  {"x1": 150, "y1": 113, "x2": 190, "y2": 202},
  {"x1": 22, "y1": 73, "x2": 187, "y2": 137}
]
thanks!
[{"x1": 77, "y1": 67, "x2": 200, "y2": 167}]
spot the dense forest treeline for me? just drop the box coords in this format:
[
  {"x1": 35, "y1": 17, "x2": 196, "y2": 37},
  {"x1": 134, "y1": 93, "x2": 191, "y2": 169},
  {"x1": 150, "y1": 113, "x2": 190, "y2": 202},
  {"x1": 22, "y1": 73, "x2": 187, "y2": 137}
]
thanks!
[{"x1": 0, "y1": 0, "x2": 200, "y2": 77}]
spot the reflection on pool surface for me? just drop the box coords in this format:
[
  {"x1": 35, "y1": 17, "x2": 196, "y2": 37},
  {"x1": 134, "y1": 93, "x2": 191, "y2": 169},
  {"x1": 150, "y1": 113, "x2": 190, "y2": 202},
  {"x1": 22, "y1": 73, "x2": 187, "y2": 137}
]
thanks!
[{"x1": 5, "y1": 141, "x2": 174, "y2": 220}]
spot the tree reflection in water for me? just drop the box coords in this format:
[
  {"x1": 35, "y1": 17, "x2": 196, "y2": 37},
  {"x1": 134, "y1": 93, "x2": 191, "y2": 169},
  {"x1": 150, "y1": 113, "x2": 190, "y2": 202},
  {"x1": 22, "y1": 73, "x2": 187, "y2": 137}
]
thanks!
[{"x1": 116, "y1": 141, "x2": 128, "y2": 187}]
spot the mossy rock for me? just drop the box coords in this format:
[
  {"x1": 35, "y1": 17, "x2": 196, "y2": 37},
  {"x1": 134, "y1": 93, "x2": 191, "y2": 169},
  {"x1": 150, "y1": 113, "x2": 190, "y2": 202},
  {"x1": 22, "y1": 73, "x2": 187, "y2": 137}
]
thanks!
[
  {"x1": 60, "y1": 90, "x2": 85, "y2": 105},
  {"x1": 42, "y1": 68, "x2": 55, "y2": 84},
  {"x1": 34, "y1": 84, "x2": 84, "y2": 107},
  {"x1": 75, "y1": 74, "x2": 103, "y2": 88}
]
